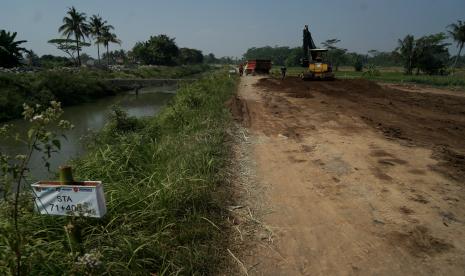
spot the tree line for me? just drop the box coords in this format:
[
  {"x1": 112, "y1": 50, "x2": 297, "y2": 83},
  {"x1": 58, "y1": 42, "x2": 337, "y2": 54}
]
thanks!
[{"x1": 0, "y1": 6, "x2": 211, "y2": 68}]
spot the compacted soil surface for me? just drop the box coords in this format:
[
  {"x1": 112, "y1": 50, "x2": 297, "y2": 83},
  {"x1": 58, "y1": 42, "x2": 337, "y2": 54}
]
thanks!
[{"x1": 227, "y1": 76, "x2": 465, "y2": 275}]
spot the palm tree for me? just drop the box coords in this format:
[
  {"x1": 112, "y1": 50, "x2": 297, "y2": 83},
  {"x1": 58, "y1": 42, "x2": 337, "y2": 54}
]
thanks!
[
  {"x1": 89, "y1": 15, "x2": 113, "y2": 65},
  {"x1": 448, "y1": 20, "x2": 465, "y2": 69},
  {"x1": 58, "y1": 6, "x2": 89, "y2": 66},
  {"x1": 98, "y1": 27, "x2": 121, "y2": 66},
  {"x1": 397, "y1": 35, "x2": 416, "y2": 75},
  {"x1": 0, "y1": 30, "x2": 27, "y2": 68}
]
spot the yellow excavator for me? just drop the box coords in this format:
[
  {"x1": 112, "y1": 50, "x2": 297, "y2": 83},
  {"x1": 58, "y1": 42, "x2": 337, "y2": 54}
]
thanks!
[{"x1": 300, "y1": 25, "x2": 335, "y2": 80}]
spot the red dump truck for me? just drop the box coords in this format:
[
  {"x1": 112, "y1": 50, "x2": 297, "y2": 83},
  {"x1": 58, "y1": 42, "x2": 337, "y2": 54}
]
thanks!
[{"x1": 244, "y1": 59, "x2": 272, "y2": 75}]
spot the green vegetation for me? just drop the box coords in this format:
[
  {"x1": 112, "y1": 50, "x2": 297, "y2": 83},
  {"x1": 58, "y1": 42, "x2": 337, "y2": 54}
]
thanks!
[
  {"x1": 335, "y1": 70, "x2": 465, "y2": 88},
  {"x1": 448, "y1": 20, "x2": 465, "y2": 69},
  {"x1": 203, "y1": 53, "x2": 237, "y2": 65},
  {"x1": 100, "y1": 64, "x2": 210, "y2": 79},
  {"x1": 179, "y1": 48, "x2": 204, "y2": 64},
  {"x1": 89, "y1": 14, "x2": 113, "y2": 65},
  {"x1": 0, "y1": 71, "x2": 117, "y2": 122},
  {"x1": 97, "y1": 27, "x2": 121, "y2": 66},
  {"x1": 0, "y1": 102, "x2": 74, "y2": 276},
  {"x1": 0, "y1": 30, "x2": 27, "y2": 68},
  {"x1": 0, "y1": 72, "x2": 236, "y2": 275},
  {"x1": 243, "y1": 46, "x2": 301, "y2": 66},
  {"x1": 0, "y1": 64, "x2": 209, "y2": 122},
  {"x1": 396, "y1": 33, "x2": 450, "y2": 75},
  {"x1": 132, "y1": 34, "x2": 180, "y2": 65},
  {"x1": 58, "y1": 7, "x2": 91, "y2": 66},
  {"x1": 47, "y1": 38, "x2": 91, "y2": 65},
  {"x1": 322, "y1": 39, "x2": 348, "y2": 71},
  {"x1": 49, "y1": 6, "x2": 121, "y2": 67},
  {"x1": 131, "y1": 35, "x2": 206, "y2": 66}
]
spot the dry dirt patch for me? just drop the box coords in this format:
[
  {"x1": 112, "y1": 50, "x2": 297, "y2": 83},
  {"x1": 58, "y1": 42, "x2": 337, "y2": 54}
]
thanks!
[{"x1": 228, "y1": 76, "x2": 465, "y2": 275}]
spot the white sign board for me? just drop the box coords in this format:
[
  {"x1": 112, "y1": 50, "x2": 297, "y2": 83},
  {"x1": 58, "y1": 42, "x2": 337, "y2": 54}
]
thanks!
[{"x1": 32, "y1": 181, "x2": 107, "y2": 218}]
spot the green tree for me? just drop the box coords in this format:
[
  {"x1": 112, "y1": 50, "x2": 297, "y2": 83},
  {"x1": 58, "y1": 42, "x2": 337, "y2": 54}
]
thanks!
[
  {"x1": 322, "y1": 39, "x2": 347, "y2": 71},
  {"x1": 89, "y1": 15, "x2": 113, "y2": 65},
  {"x1": 39, "y1": 54, "x2": 71, "y2": 68},
  {"x1": 285, "y1": 47, "x2": 302, "y2": 67},
  {"x1": 102, "y1": 49, "x2": 128, "y2": 65},
  {"x1": 58, "y1": 6, "x2": 89, "y2": 66},
  {"x1": 0, "y1": 30, "x2": 27, "y2": 68},
  {"x1": 243, "y1": 46, "x2": 292, "y2": 65},
  {"x1": 448, "y1": 20, "x2": 465, "y2": 69},
  {"x1": 98, "y1": 27, "x2": 121, "y2": 66},
  {"x1": 203, "y1": 53, "x2": 217, "y2": 64},
  {"x1": 353, "y1": 56, "x2": 364, "y2": 72},
  {"x1": 415, "y1": 33, "x2": 450, "y2": 75},
  {"x1": 48, "y1": 38, "x2": 90, "y2": 65},
  {"x1": 132, "y1": 34, "x2": 179, "y2": 65},
  {"x1": 367, "y1": 51, "x2": 401, "y2": 67},
  {"x1": 396, "y1": 35, "x2": 416, "y2": 75},
  {"x1": 178, "y1": 48, "x2": 203, "y2": 64}
]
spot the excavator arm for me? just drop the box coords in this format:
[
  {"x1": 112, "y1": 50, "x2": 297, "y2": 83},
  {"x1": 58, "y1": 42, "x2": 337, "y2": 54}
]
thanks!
[{"x1": 302, "y1": 25, "x2": 316, "y2": 67}]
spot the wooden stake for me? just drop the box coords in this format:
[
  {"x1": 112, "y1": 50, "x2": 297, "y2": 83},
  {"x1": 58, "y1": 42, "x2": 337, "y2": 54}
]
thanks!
[{"x1": 59, "y1": 165, "x2": 74, "y2": 185}]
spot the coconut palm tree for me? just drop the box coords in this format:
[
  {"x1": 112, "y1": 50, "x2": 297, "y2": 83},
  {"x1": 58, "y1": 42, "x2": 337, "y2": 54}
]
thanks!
[
  {"x1": 448, "y1": 20, "x2": 465, "y2": 69},
  {"x1": 397, "y1": 35, "x2": 416, "y2": 75},
  {"x1": 0, "y1": 30, "x2": 27, "y2": 68},
  {"x1": 98, "y1": 27, "x2": 121, "y2": 66},
  {"x1": 89, "y1": 15, "x2": 113, "y2": 65},
  {"x1": 59, "y1": 6, "x2": 89, "y2": 66}
]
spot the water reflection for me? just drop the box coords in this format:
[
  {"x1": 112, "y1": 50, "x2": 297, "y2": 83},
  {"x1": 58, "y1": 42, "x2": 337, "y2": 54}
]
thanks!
[{"x1": 1, "y1": 85, "x2": 175, "y2": 181}]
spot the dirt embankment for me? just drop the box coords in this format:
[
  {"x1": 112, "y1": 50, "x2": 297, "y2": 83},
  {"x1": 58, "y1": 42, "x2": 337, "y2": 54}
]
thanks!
[{"x1": 227, "y1": 76, "x2": 465, "y2": 275}]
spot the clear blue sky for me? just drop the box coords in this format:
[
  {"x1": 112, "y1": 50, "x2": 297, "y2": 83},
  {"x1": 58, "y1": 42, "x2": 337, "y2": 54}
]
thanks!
[{"x1": 1, "y1": 0, "x2": 464, "y2": 58}]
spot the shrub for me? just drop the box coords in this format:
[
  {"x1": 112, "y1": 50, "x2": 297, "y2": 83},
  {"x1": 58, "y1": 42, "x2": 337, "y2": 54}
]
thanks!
[{"x1": 354, "y1": 58, "x2": 363, "y2": 72}]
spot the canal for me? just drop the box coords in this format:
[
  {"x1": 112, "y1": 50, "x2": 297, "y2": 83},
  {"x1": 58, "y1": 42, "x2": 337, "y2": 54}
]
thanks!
[{"x1": 1, "y1": 85, "x2": 175, "y2": 181}]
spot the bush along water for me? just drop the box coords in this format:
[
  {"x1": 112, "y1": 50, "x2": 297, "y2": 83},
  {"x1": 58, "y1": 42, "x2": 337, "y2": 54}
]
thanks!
[{"x1": 0, "y1": 72, "x2": 237, "y2": 275}]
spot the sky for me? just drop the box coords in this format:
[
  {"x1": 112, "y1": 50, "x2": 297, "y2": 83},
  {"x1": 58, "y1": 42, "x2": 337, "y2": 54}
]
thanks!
[{"x1": 1, "y1": 0, "x2": 464, "y2": 58}]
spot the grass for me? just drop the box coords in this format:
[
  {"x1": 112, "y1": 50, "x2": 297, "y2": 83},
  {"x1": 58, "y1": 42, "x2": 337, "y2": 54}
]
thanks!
[
  {"x1": 272, "y1": 66, "x2": 465, "y2": 89},
  {"x1": 0, "y1": 65, "x2": 210, "y2": 122},
  {"x1": 100, "y1": 64, "x2": 210, "y2": 79},
  {"x1": 0, "y1": 71, "x2": 237, "y2": 275}
]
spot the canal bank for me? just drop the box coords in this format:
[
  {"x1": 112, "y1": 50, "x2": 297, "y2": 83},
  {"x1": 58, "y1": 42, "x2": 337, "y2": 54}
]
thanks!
[
  {"x1": 0, "y1": 72, "x2": 237, "y2": 275},
  {"x1": 0, "y1": 65, "x2": 209, "y2": 122}
]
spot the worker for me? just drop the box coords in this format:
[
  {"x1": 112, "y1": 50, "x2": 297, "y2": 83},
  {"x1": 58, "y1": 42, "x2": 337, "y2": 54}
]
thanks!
[
  {"x1": 280, "y1": 66, "x2": 287, "y2": 80},
  {"x1": 239, "y1": 63, "x2": 244, "y2": 76}
]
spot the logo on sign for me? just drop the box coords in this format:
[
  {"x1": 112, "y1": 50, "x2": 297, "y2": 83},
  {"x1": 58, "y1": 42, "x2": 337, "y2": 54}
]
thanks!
[{"x1": 73, "y1": 187, "x2": 79, "y2": 192}]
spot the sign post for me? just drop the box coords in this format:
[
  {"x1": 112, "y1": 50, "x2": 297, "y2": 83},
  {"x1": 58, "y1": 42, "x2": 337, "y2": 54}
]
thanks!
[{"x1": 31, "y1": 166, "x2": 107, "y2": 218}]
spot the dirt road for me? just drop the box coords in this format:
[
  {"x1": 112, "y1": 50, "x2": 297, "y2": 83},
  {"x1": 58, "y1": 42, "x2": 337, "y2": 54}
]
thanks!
[{"x1": 228, "y1": 76, "x2": 465, "y2": 275}]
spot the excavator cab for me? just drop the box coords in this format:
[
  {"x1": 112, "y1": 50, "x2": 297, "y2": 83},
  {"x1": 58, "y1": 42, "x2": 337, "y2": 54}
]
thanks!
[{"x1": 301, "y1": 49, "x2": 335, "y2": 80}]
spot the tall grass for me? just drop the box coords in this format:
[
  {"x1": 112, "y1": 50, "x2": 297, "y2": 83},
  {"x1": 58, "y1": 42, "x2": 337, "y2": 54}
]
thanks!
[{"x1": 0, "y1": 72, "x2": 237, "y2": 275}]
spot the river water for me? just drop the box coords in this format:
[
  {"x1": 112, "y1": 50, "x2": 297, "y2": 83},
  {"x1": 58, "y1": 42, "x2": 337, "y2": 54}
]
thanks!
[{"x1": 1, "y1": 85, "x2": 175, "y2": 181}]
